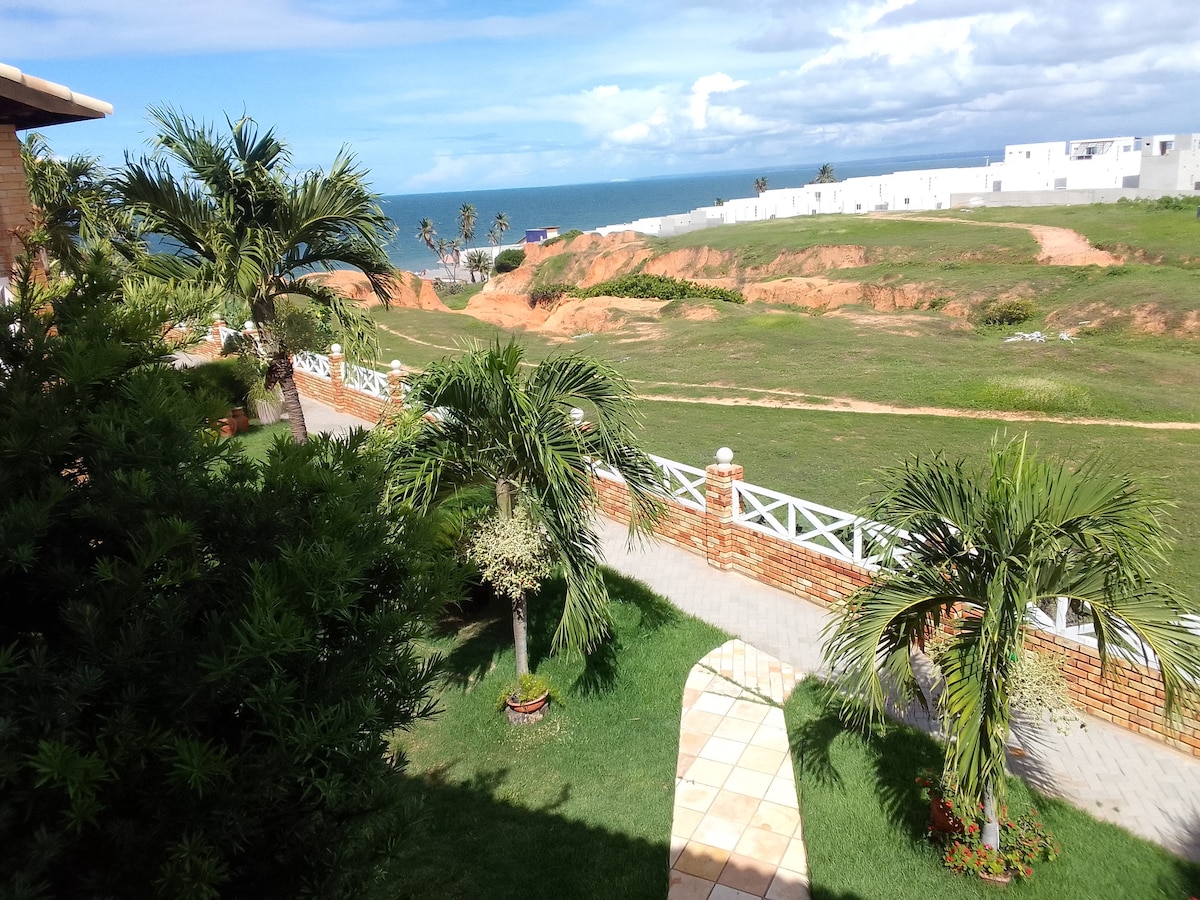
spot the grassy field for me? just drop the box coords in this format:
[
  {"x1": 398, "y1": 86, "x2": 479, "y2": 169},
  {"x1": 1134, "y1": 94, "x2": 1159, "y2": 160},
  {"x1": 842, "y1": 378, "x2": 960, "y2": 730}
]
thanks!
[
  {"x1": 785, "y1": 680, "x2": 1200, "y2": 898},
  {"x1": 390, "y1": 574, "x2": 727, "y2": 899},
  {"x1": 632, "y1": 401, "x2": 1200, "y2": 599},
  {"x1": 372, "y1": 301, "x2": 1200, "y2": 424},
  {"x1": 655, "y1": 215, "x2": 1040, "y2": 265},
  {"x1": 919, "y1": 202, "x2": 1200, "y2": 267}
]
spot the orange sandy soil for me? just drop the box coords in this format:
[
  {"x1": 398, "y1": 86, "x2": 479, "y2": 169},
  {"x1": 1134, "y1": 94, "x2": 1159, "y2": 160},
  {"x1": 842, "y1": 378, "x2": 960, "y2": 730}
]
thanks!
[{"x1": 320, "y1": 220, "x2": 1153, "y2": 342}]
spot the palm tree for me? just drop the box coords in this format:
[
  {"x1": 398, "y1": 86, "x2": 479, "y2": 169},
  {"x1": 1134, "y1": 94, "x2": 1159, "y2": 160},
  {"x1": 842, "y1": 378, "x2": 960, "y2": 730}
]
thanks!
[
  {"x1": 416, "y1": 217, "x2": 437, "y2": 251},
  {"x1": 812, "y1": 164, "x2": 837, "y2": 184},
  {"x1": 465, "y1": 249, "x2": 491, "y2": 283},
  {"x1": 20, "y1": 132, "x2": 136, "y2": 273},
  {"x1": 458, "y1": 203, "x2": 477, "y2": 246},
  {"x1": 114, "y1": 107, "x2": 396, "y2": 442},
  {"x1": 754, "y1": 176, "x2": 768, "y2": 195},
  {"x1": 435, "y1": 236, "x2": 461, "y2": 282},
  {"x1": 488, "y1": 211, "x2": 510, "y2": 261},
  {"x1": 822, "y1": 434, "x2": 1200, "y2": 850},
  {"x1": 380, "y1": 340, "x2": 663, "y2": 676}
]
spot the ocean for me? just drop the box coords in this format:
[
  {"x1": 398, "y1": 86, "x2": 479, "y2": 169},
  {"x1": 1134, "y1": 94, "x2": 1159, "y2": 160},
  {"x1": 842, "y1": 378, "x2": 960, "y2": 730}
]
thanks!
[{"x1": 379, "y1": 150, "x2": 1001, "y2": 275}]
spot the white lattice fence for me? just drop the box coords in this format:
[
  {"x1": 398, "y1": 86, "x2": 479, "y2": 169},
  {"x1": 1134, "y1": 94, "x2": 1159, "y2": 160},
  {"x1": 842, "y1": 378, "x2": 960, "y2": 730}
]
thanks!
[
  {"x1": 732, "y1": 479, "x2": 907, "y2": 570},
  {"x1": 292, "y1": 350, "x2": 332, "y2": 379},
  {"x1": 590, "y1": 455, "x2": 707, "y2": 511},
  {"x1": 345, "y1": 362, "x2": 389, "y2": 399}
]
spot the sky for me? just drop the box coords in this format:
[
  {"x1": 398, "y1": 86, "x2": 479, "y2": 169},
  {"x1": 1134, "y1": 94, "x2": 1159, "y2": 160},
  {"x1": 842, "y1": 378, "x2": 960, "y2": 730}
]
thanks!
[{"x1": 4, "y1": 0, "x2": 1198, "y2": 195}]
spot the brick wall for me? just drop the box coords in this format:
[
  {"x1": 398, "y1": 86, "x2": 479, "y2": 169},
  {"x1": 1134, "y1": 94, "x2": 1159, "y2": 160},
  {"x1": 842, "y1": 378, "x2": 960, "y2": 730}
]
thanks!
[{"x1": 0, "y1": 125, "x2": 32, "y2": 279}]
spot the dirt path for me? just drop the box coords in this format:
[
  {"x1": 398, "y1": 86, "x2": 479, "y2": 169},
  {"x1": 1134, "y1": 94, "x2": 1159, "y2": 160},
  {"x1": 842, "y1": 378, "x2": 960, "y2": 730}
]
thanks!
[
  {"x1": 376, "y1": 327, "x2": 1198, "y2": 430},
  {"x1": 888, "y1": 214, "x2": 1121, "y2": 266}
]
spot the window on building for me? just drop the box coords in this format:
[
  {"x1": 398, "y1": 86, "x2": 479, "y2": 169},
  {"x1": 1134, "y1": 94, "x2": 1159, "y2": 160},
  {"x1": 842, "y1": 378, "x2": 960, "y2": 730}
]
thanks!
[
  {"x1": 1025, "y1": 151, "x2": 1031, "y2": 159},
  {"x1": 992, "y1": 180, "x2": 1002, "y2": 192},
  {"x1": 1054, "y1": 178, "x2": 1067, "y2": 190},
  {"x1": 855, "y1": 203, "x2": 861, "y2": 211},
  {"x1": 904, "y1": 197, "x2": 910, "y2": 205}
]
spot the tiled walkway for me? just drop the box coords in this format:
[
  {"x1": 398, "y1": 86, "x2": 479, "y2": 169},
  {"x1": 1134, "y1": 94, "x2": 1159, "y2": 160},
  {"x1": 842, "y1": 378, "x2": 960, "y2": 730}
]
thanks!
[{"x1": 670, "y1": 641, "x2": 807, "y2": 900}]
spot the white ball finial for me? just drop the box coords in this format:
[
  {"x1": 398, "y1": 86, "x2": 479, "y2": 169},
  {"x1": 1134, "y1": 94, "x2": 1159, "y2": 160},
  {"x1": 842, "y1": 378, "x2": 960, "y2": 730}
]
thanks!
[
  {"x1": 330, "y1": 343, "x2": 342, "y2": 354},
  {"x1": 716, "y1": 447, "x2": 734, "y2": 465},
  {"x1": 243, "y1": 320, "x2": 255, "y2": 331},
  {"x1": 390, "y1": 359, "x2": 403, "y2": 372},
  {"x1": 570, "y1": 407, "x2": 585, "y2": 426}
]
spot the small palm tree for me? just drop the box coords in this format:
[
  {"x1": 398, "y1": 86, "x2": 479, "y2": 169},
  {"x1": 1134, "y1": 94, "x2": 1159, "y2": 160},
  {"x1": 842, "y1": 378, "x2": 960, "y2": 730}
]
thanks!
[
  {"x1": 458, "y1": 203, "x2": 477, "y2": 246},
  {"x1": 812, "y1": 164, "x2": 837, "y2": 184},
  {"x1": 464, "y1": 249, "x2": 491, "y2": 283},
  {"x1": 380, "y1": 340, "x2": 663, "y2": 676},
  {"x1": 754, "y1": 176, "x2": 768, "y2": 195},
  {"x1": 823, "y1": 434, "x2": 1200, "y2": 850},
  {"x1": 115, "y1": 108, "x2": 395, "y2": 442},
  {"x1": 20, "y1": 133, "x2": 136, "y2": 273}
]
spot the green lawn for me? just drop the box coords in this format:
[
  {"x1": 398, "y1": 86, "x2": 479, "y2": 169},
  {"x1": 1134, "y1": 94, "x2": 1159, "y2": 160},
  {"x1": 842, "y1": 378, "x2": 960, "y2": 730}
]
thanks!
[
  {"x1": 919, "y1": 203, "x2": 1200, "y2": 268},
  {"x1": 785, "y1": 679, "x2": 1200, "y2": 899},
  {"x1": 633, "y1": 401, "x2": 1200, "y2": 601},
  {"x1": 385, "y1": 573, "x2": 1200, "y2": 899},
  {"x1": 389, "y1": 573, "x2": 727, "y2": 899}
]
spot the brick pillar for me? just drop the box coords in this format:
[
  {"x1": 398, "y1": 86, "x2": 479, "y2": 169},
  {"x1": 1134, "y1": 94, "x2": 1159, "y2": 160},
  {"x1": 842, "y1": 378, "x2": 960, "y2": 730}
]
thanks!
[
  {"x1": 387, "y1": 359, "x2": 405, "y2": 408},
  {"x1": 0, "y1": 125, "x2": 33, "y2": 280},
  {"x1": 704, "y1": 450, "x2": 743, "y2": 570},
  {"x1": 329, "y1": 344, "x2": 345, "y2": 410}
]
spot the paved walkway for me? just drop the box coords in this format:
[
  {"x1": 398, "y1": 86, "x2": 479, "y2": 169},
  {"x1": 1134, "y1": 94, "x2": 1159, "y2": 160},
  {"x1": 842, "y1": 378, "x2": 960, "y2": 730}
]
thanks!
[
  {"x1": 300, "y1": 397, "x2": 1200, "y2": 864},
  {"x1": 599, "y1": 518, "x2": 1200, "y2": 864},
  {"x1": 670, "y1": 641, "x2": 806, "y2": 900}
]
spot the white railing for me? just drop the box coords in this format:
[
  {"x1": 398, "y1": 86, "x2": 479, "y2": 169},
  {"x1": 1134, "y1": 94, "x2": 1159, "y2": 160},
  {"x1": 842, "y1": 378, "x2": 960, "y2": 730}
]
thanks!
[
  {"x1": 650, "y1": 455, "x2": 707, "y2": 511},
  {"x1": 1025, "y1": 600, "x2": 1200, "y2": 673},
  {"x1": 293, "y1": 350, "x2": 332, "y2": 379},
  {"x1": 345, "y1": 362, "x2": 390, "y2": 399},
  {"x1": 590, "y1": 455, "x2": 707, "y2": 511},
  {"x1": 217, "y1": 325, "x2": 238, "y2": 347},
  {"x1": 733, "y1": 479, "x2": 907, "y2": 570}
]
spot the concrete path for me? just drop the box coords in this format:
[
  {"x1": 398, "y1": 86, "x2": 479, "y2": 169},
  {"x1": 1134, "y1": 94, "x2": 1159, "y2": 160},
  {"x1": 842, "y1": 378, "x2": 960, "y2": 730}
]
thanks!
[
  {"x1": 298, "y1": 398, "x2": 1200, "y2": 864},
  {"x1": 599, "y1": 518, "x2": 1200, "y2": 863}
]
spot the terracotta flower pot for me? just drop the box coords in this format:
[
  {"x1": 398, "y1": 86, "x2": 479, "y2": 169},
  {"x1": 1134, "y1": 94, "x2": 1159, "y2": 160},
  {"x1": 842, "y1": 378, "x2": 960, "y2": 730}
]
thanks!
[
  {"x1": 929, "y1": 793, "x2": 962, "y2": 836},
  {"x1": 505, "y1": 691, "x2": 550, "y2": 715},
  {"x1": 979, "y1": 870, "x2": 1013, "y2": 887}
]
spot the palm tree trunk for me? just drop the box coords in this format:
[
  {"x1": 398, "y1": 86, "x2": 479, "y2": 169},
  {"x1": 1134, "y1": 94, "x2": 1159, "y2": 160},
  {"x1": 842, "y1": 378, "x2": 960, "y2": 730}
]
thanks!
[
  {"x1": 496, "y1": 477, "x2": 530, "y2": 675},
  {"x1": 267, "y1": 352, "x2": 308, "y2": 443},
  {"x1": 982, "y1": 785, "x2": 1000, "y2": 849}
]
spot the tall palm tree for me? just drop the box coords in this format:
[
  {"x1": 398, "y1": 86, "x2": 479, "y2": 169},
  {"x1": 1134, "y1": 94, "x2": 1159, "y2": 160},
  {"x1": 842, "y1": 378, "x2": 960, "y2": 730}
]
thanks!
[
  {"x1": 822, "y1": 434, "x2": 1200, "y2": 850},
  {"x1": 458, "y1": 203, "x2": 477, "y2": 246},
  {"x1": 114, "y1": 108, "x2": 396, "y2": 442},
  {"x1": 812, "y1": 163, "x2": 837, "y2": 184},
  {"x1": 754, "y1": 176, "x2": 768, "y2": 195},
  {"x1": 380, "y1": 340, "x2": 663, "y2": 676},
  {"x1": 416, "y1": 217, "x2": 437, "y2": 251},
  {"x1": 490, "y1": 211, "x2": 510, "y2": 260}
]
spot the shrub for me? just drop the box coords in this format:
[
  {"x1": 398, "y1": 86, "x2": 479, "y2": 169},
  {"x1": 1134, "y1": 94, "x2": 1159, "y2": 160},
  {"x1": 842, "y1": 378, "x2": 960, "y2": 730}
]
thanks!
[
  {"x1": 0, "y1": 259, "x2": 452, "y2": 898},
  {"x1": 573, "y1": 273, "x2": 744, "y2": 304},
  {"x1": 493, "y1": 248, "x2": 526, "y2": 274},
  {"x1": 529, "y1": 283, "x2": 573, "y2": 307},
  {"x1": 542, "y1": 229, "x2": 584, "y2": 247},
  {"x1": 977, "y1": 297, "x2": 1035, "y2": 325}
]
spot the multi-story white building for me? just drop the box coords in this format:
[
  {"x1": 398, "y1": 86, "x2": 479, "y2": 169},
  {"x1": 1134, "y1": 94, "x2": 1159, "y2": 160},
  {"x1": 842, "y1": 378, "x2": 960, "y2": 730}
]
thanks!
[{"x1": 595, "y1": 132, "x2": 1200, "y2": 238}]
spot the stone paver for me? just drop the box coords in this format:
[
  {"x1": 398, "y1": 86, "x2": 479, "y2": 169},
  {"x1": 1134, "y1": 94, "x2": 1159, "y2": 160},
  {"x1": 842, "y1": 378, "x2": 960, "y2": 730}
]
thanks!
[
  {"x1": 670, "y1": 640, "x2": 807, "y2": 900},
  {"x1": 600, "y1": 517, "x2": 1200, "y2": 863}
]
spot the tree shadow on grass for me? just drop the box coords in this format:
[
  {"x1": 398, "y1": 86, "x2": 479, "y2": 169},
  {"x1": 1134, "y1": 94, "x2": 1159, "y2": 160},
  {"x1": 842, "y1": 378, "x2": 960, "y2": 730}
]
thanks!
[{"x1": 394, "y1": 770, "x2": 666, "y2": 900}]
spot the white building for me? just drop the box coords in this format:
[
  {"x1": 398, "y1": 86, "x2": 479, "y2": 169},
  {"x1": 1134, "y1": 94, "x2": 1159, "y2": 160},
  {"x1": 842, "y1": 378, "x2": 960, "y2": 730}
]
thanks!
[{"x1": 594, "y1": 132, "x2": 1200, "y2": 238}]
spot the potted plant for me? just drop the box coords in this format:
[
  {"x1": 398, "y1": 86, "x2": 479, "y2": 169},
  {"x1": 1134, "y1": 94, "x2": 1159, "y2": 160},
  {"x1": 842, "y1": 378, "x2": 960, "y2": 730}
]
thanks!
[
  {"x1": 496, "y1": 673, "x2": 560, "y2": 719},
  {"x1": 916, "y1": 768, "x2": 963, "y2": 837},
  {"x1": 233, "y1": 350, "x2": 285, "y2": 425}
]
